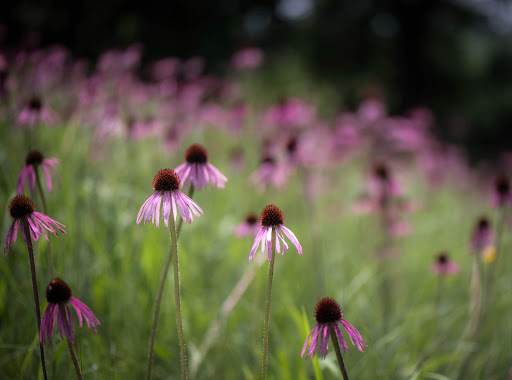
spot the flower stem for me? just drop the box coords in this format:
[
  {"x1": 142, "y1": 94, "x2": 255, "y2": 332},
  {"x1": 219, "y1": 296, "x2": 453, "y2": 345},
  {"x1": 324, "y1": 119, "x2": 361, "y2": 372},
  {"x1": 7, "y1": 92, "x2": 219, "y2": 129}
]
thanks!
[
  {"x1": 170, "y1": 200, "x2": 187, "y2": 380},
  {"x1": 261, "y1": 228, "x2": 277, "y2": 380},
  {"x1": 34, "y1": 166, "x2": 55, "y2": 276},
  {"x1": 176, "y1": 185, "x2": 194, "y2": 239},
  {"x1": 64, "y1": 309, "x2": 83, "y2": 380},
  {"x1": 145, "y1": 198, "x2": 187, "y2": 380},
  {"x1": 486, "y1": 206, "x2": 506, "y2": 300},
  {"x1": 330, "y1": 324, "x2": 349, "y2": 380},
  {"x1": 21, "y1": 218, "x2": 49, "y2": 380}
]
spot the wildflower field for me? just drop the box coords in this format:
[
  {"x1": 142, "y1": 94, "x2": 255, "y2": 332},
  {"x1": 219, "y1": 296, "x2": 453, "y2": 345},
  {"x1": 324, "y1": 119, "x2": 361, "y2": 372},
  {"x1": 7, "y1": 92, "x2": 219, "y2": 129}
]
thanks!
[{"x1": 1, "y1": 46, "x2": 511, "y2": 380}]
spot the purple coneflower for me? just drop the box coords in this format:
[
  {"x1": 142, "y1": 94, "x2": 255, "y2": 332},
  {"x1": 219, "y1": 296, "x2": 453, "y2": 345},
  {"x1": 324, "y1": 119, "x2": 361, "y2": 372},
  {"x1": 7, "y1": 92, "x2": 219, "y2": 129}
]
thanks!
[
  {"x1": 249, "y1": 205, "x2": 302, "y2": 262},
  {"x1": 431, "y1": 252, "x2": 460, "y2": 275},
  {"x1": 302, "y1": 297, "x2": 366, "y2": 360},
  {"x1": 369, "y1": 162, "x2": 401, "y2": 202},
  {"x1": 174, "y1": 144, "x2": 227, "y2": 190},
  {"x1": 470, "y1": 217, "x2": 493, "y2": 253},
  {"x1": 136, "y1": 168, "x2": 203, "y2": 227},
  {"x1": 233, "y1": 213, "x2": 261, "y2": 238},
  {"x1": 40, "y1": 278, "x2": 100, "y2": 344},
  {"x1": 17, "y1": 95, "x2": 53, "y2": 128},
  {"x1": 17, "y1": 150, "x2": 60, "y2": 198},
  {"x1": 4, "y1": 194, "x2": 66, "y2": 255},
  {"x1": 491, "y1": 175, "x2": 511, "y2": 208}
]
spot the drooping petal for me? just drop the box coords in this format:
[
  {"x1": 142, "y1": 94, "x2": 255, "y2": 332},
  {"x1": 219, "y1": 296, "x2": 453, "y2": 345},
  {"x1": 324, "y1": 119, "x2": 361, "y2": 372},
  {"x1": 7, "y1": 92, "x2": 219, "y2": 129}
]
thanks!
[
  {"x1": 16, "y1": 167, "x2": 29, "y2": 194},
  {"x1": 249, "y1": 226, "x2": 267, "y2": 262},
  {"x1": 42, "y1": 164, "x2": 53, "y2": 193},
  {"x1": 302, "y1": 325, "x2": 318, "y2": 358},
  {"x1": 162, "y1": 191, "x2": 172, "y2": 228},
  {"x1": 65, "y1": 304, "x2": 74, "y2": 343},
  {"x1": 307, "y1": 324, "x2": 321, "y2": 358},
  {"x1": 70, "y1": 297, "x2": 100, "y2": 333},
  {"x1": 319, "y1": 324, "x2": 330, "y2": 359},
  {"x1": 334, "y1": 322, "x2": 350, "y2": 353},
  {"x1": 40, "y1": 303, "x2": 57, "y2": 343},
  {"x1": 280, "y1": 226, "x2": 302, "y2": 255},
  {"x1": 340, "y1": 319, "x2": 367, "y2": 352},
  {"x1": 57, "y1": 304, "x2": 67, "y2": 340}
]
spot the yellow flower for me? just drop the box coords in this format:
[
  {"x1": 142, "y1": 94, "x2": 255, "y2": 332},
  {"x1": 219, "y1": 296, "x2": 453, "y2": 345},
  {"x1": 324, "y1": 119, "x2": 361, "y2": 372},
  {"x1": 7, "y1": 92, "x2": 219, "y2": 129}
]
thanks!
[{"x1": 482, "y1": 245, "x2": 496, "y2": 263}]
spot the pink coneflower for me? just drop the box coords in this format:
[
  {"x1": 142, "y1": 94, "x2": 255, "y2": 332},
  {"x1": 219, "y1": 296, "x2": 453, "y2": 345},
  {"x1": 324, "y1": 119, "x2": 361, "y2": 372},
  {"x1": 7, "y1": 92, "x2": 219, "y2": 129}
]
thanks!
[
  {"x1": 431, "y1": 252, "x2": 460, "y2": 275},
  {"x1": 4, "y1": 194, "x2": 66, "y2": 255},
  {"x1": 233, "y1": 213, "x2": 261, "y2": 238},
  {"x1": 174, "y1": 144, "x2": 227, "y2": 190},
  {"x1": 40, "y1": 278, "x2": 100, "y2": 344},
  {"x1": 249, "y1": 205, "x2": 302, "y2": 262},
  {"x1": 230, "y1": 47, "x2": 264, "y2": 70},
  {"x1": 136, "y1": 168, "x2": 203, "y2": 227},
  {"x1": 249, "y1": 156, "x2": 289, "y2": 190},
  {"x1": 17, "y1": 150, "x2": 60, "y2": 198},
  {"x1": 470, "y1": 217, "x2": 493, "y2": 253},
  {"x1": 17, "y1": 95, "x2": 53, "y2": 128},
  {"x1": 369, "y1": 162, "x2": 401, "y2": 202},
  {"x1": 302, "y1": 297, "x2": 367, "y2": 359},
  {"x1": 491, "y1": 175, "x2": 511, "y2": 208}
]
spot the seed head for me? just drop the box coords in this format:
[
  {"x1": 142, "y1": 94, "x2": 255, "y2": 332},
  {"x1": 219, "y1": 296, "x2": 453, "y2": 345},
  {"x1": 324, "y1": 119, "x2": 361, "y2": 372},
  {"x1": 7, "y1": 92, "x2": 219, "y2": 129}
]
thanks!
[
  {"x1": 28, "y1": 96, "x2": 42, "y2": 111},
  {"x1": 25, "y1": 150, "x2": 44, "y2": 166},
  {"x1": 315, "y1": 297, "x2": 342, "y2": 324},
  {"x1": 260, "y1": 205, "x2": 284, "y2": 227},
  {"x1": 495, "y1": 175, "x2": 510, "y2": 196},
  {"x1": 8, "y1": 195, "x2": 35, "y2": 219},
  {"x1": 46, "y1": 278, "x2": 72, "y2": 304},
  {"x1": 153, "y1": 169, "x2": 181, "y2": 192},
  {"x1": 246, "y1": 213, "x2": 259, "y2": 225},
  {"x1": 185, "y1": 144, "x2": 208, "y2": 164}
]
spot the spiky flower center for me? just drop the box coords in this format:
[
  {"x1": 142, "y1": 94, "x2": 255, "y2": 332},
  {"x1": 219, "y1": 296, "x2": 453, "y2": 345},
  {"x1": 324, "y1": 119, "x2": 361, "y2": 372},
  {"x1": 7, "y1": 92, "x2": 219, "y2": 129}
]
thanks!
[
  {"x1": 246, "y1": 213, "x2": 258, "y2": 225},
  {"x1": 437, "y1": 253, "x2": 448, "y2": 264},
  {"x1": 25, "y1": 150, "x2": 44, "y2": 166},
  {"x1": 478, "y1": 217, "x2": 489, "y2": 230},
  {"x1": 46, "y1": 278, "x2": 72, "y2": 304},
  {"x1": 8, "y1": 195, "x2": 35, "y2": 219},
  {"x1": 185, "y1": 144, "x2": 208, "y2": 164},
  {"x1": 153, "y1": 169, "x2": 181, "y2": 191},
  {"x1": 286, "y1": 136, "x2": 297, "y2": 154},
  {"x1": 28, "y1": 96, "x2": 42, "y2": 111},
  {"x1": 315, "y1": 297, "x2": 342, "y2": 324},
  {"x1": 260, "y1": 205, "x2": 284, "y2": 227},
  {"x1": 374, "y1": 163, "x2": 389, "y2": 181},
  {"x1": 495, "y1": 176, "x2": 510, "y2": 195}
]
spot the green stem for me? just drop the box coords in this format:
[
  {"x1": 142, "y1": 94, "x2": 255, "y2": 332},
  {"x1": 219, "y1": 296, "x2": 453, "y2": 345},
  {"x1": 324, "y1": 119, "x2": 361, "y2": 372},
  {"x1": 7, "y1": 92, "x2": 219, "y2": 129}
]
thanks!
[
  {"x1": 170, "y1": 200, "x2": 187, "y2": 380},
  {"x1": 21, "y1": 219, "x2": 49, "y2": 380},
  {"x1": 176, "y1": 185, "x2": 194, "y2": 239},
  {"x1": 146, "y1": 199, "x2": 187, "y2": 380},
  {"x1": 34, "y1": 166, "x2": 55, "y2": 276},
  {"x1": 64, "y1": 309, "x2": 83, "y2": 380},
  {"x1": 261, "y1": 229, "x2": 277, "y2": 380},
  {"x1": 486, "y1": 206, "x2": 506, "y2": 299},
  {"x1": 330, "y1": 324, "x2": 349, "y2": 380}
]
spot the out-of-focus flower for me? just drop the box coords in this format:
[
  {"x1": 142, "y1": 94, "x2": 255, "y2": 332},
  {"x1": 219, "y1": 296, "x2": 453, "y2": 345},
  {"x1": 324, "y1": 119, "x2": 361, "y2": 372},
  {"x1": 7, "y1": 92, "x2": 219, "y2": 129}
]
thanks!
[
  {"x1": 302, "y1": 297, "x2": 366, "y2": 359},
  {"x1": 4, "y1": 195, "x2": 66, "y2": 255},
  {"x1": 470, "y1": 217, "x2": 494, "y2": 253},
  {"x1": 233, "y1": 213, "x2": 261, "y2": 238},
  {"x1": 491, "y1": 175, "x2": 511, "y2": 208},
  {"x1": 249, "y1": 156, "x2": 289, "y2": 191},
  {"x1": 482, "y1": 246, "x2": 496, "y2": 263},
  {"x1": 17, "y1": 150, "x2": 60, "y2": 198},
  {"x1": 249, "y1": 205, "x2": 302, "y2": 262},
  {"x1": 17, "y1": 95, "x2": 54, "y2": 128},
  {"x1": 136, "y1": 169, "x2": 203, "y2": 227},
  {"x1": 174, "y1": 144, "x2": 227, "y2": 190},
  {"x1": 230, "y1": 47, "x2": 264, "y2": 70},
  {"x1": 431, "y1": 252, "x2": 460, "y2": 275},
  {"x1": 40, "y1": 278, "x2": 100, "y2": 344}
]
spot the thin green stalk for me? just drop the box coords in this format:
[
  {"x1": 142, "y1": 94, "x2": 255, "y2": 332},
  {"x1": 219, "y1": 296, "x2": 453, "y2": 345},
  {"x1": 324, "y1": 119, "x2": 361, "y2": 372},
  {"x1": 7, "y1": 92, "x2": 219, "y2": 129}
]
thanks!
[
  {"x1": 330, "y1": 324, "x2": 349, "y2": 380},
  {"x1": 64, "y1": 309, "x2": 83, "y2": 380},
  {"x1": 176, "y1": 185, "x2": 195, "y2": 239},
  {"x1": 486, "y1": 206, "x2": 506, "y2": 299},
  {"x1": 261, "y1": 229, "x2": 277, "y2": 380},
  {"x1": 21, "y1": 219, "x2": 49, "y2": 380},
  {"x1": 170, "y1": 200, "x2": 187, "y2": 380},
  {"x1": 146, "y1": 199, "x2": 186, "y2": 380},
  {"x1": 34, "y1": 166, "x2": 55, "y2": 276}
]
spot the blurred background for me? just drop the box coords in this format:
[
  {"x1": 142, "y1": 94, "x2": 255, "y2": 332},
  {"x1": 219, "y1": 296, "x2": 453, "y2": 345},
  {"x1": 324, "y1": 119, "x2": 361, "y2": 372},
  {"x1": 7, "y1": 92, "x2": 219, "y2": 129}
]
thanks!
[{"x1": 1, "y1": 0, "x2": 512, "y2": 162}]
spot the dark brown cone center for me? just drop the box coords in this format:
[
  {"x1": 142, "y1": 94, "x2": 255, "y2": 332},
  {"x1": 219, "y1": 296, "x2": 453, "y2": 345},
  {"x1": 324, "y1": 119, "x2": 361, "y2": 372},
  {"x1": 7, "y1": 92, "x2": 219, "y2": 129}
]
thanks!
[
  {"x1": 153, "y1": 169, "x2": 181, "y2": 191},
  {"x1": 315, "y1": 297, "x2": 342, "y2": 324},
  {"x1": 185, "y1": 144, "x2": 208, "y2": 164},
  {"x1": 260, "y1": 205, "x2": 284, "y2": 227},
  {"x1": 28, "y1": 96, "x2": 42, "y2": 111},
  {"x1": 495, "y1": 176, "x2": 510, "y2": 195},
  {"x1": 8, "y1": 195, "x2": 35, "y2": 219},
  {"x1": 46, "y1": 278, "x2": 72, "y2": 304},
  {"x1": 25, "y1": 150, "x2": 44, "y2": 166},
  {"x1": 437, "y1": 253, "x2": 448, "y2": 264}
]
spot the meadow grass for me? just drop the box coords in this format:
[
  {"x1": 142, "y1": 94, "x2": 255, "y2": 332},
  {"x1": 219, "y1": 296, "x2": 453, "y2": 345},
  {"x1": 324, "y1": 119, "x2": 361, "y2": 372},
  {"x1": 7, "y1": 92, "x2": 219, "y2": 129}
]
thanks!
[{"x1": 1, "y1": 116, "x2": 511, "y2": 380}]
